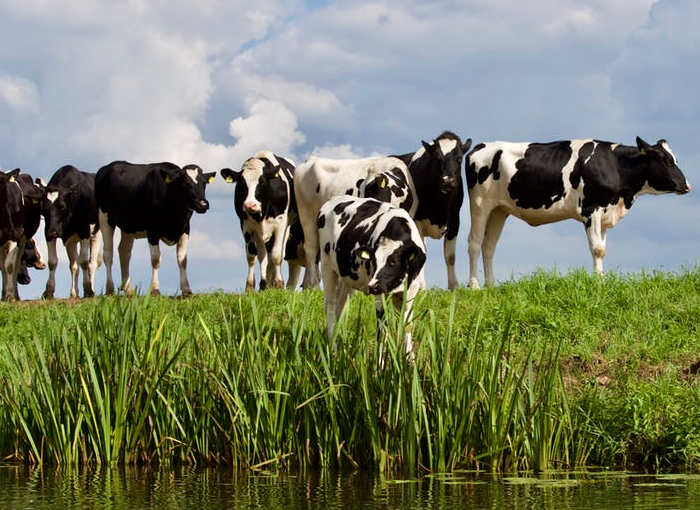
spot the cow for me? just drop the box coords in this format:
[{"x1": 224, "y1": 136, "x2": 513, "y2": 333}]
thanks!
[
  {"x1": 295, "y1": 155, "x2": 416, "y2": 288},
  {"x1": 393, "y1": 131, "x2": 472, "y2": 290},
  {"x1": 95, "y1": 161, "x2": 215, "y2": 297},
  {"x1": 41, "y1": 165, "x2": 102, "y2": 299},
  {"x1": 0, "y1": 168, "x2": 44, "y2": 300},
  {"x1": 17, "y1": 238, "x2": 46, "y2": 285},
  {"x1": 318, "y1": 196, "x2": 426, "y2": 355},
  {"x1": 220, "y1": 150, "x2": 302, "y2": 290},
  {"x1": 465, "y1": 137, "x2": 691, "y2": 289}
]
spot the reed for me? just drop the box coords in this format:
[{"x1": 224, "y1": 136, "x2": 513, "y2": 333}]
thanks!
[{"x1": 1, "y1": 269, "x2": 699, "y2": 472}]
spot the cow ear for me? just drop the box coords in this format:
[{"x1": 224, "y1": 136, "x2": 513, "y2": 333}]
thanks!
[
  {"x1": 204, "y1": 172, "x2": 216, "y2": 184},
  {"x1": 404, "y1": 246, "x2": 425, "y2": 278},
  {"x1": 159, "y1": 167, "x2": 178, "y2": 184},
  {"x1": 6, "y1": 168, "x2": 21, "y2": 182},
  {"x1": 353, "y1": 246, "x2": 375, "y2": 267},
  {"x1": 636, "y1": 136, "x2": 652, "y2": 156},
  {"x1": 220, "y1": 168, "x2": 240, "y2": 183},
  {"x1": 462, "y1": 138, "x2": 473, "y2": 153}
]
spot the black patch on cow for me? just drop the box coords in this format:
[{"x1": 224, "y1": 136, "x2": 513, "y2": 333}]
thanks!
[
  {"x1": 324, "y1": 242, "x2": 330, "y2": 254},
  {"x1": 247, "y1": 241, "x2": 257, "y2": 256},
  {"x1": 244, "y1": 232, "x2": 252, "y2": 243},
  {"x1": 508, "y1": 141, "x2": 572, "y2": 210},
  {"x1": 315, "y1": 183, "x2": 321, "y2": 193},
  {"x1": 317, "y1": 214, "x2": 326, "y2": 230}
]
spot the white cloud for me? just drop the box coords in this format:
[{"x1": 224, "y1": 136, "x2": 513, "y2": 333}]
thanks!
[
  {"x1": 229, "y1": 98, "x2": 306, "y2": 158},
  {"x1": 0, "y1": 73, "x2": 40, "y2": 114}
]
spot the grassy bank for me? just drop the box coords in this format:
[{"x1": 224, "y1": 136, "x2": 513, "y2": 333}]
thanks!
[{"x1": 1, "y1": 269, "x2": 699, "y2": 472}]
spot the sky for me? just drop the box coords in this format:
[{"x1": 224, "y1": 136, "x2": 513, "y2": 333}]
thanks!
[{"x1": 1, "y1": 0, "x2": 699, "y2": 299}]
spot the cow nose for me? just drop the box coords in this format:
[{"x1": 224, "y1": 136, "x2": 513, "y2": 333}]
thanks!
[
  {"x1": 441, "y1": 175, "x2": 457, "y2": 192},
  {"x1": 368, "y1": 281, "x2": 383, "y2": 295},
  {"x1": 244, "y1": 201, "x2": 260, "y2": 213},
  {"x1": 685, "y1": 182, "x2": 692, "y2": 193},
  {"x1": 196, "y1": 199, "x2": 210, "y2": 213}
]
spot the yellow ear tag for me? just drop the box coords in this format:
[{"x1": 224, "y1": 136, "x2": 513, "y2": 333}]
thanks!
[
  {"x1": 8, "y1": 176, "x2": 15, "y2": 183},
  {"x1": 380, "y1": 178, "x2": 387, "y2": 189},
  {"x1": 359, "y1": 250, "x2": 371, "y2": 260},
  {"x1": 274, "y1": 172, "x2": 279, "y2": 178},
  {"x1": 408, "y1": 252, "x2": 415, "y2": 261},
  {"x1": 639, "y1": 148, "x2": 647, "y2": 155},
  {"x1": 225, "y1": 176, "x2": 233, "y2": 183},
  {"x1": 32, "y1": 199, "x2": 39, "y2": 204},
  {"x1": 165, "y1": 175, "x2": 173, "y2": 183},
  {"x1": 208, "y1": 175, "x2": 215, "y2": 183}
]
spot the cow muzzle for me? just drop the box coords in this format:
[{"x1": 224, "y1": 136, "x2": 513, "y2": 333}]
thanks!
[
  {"x1": 194, "y1": 199, "x2": 210, "y2": 213},
  {"x1": 440, "y1": 176, "x2": 458, "y2": 194},
  {"x1": 243, "y1": 201, "x2": 261, "y2": 214}
]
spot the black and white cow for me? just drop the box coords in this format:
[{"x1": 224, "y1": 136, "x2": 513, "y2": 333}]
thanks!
[
  {"x1": 394, "y1": 131, "x2": 472, "y2": 290},
  {"x1": 41, "y1": 165, "x2": 102, "y2": 299},
  {"x1": 0, "y1": 168, "x2": 44, "y2": 300},
  {"x1": 95, "y1": 161, "x2": 215, "y2": 296},
  {"x1": 220, "y1": 150, "x2": 302, "y2": 290},
  {"x1": 318, "y1": 196, "x2": 426, "y2": 354},
  {"x1": 295, "y1": 155, "x2": 416, "y2": 288},
  {"x1": 465, "y1": 137, "x2": 691, "y2": 289},
  {"x1": 17, "y1": 238, "x2": 46, "y2": 285}
]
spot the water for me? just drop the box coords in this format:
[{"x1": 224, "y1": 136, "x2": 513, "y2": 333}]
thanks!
[{"x1": 1, "y1": 466, "x2": 699, "y2": 509}]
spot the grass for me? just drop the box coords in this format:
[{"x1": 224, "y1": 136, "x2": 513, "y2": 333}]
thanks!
[{"x1": 0, "y1": 269, "x2": 699, "y2": 472}]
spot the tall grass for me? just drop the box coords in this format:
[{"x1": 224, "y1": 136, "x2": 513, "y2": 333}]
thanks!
[{"x1": 1, "y1": 269, "x2": 699, "y2": 472}]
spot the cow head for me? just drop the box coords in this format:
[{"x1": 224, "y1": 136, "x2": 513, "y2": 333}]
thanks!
[
  {"x1": 42, "y1": 183, "x2": 78, "y2": 240},
  {"x1": 367, "y1": 239, "x2": 426, "y2": 295},
  {"x1": 160, "y1": 164, "x2": 214, "y2": 214},
  {"x1": 222, "y1": 156, "x2": 288, "y2": 220},
  {"x1": 419, "y1": 132, "x2": 472, "y2": 194},
  {"x1": 636, "y1": 137, "x2": 691, "y2": 195}
]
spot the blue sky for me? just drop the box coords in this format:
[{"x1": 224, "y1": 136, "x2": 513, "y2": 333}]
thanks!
[{"x1": 1, "y1": 0, "x2": 698, "y2": 298}]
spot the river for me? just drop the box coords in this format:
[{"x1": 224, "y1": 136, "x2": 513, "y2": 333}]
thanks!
[{"x1": 1, "y1": 466, "x2": 699, "y2": 509}]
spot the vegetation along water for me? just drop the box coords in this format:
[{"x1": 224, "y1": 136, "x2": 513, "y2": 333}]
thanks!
[{"x1": 1, "y1": 269, "x2": 699, "y2": 473}]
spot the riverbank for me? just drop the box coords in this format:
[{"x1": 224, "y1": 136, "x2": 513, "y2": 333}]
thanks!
[{"x1": 1, "y1": 269, "x2": 699, "y2": 472}]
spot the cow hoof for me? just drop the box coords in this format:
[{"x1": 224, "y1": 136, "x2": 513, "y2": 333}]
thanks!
[
  {"x1": 467, "y1": 278, "x2": 481, "y2": 290},
  {"x1": 259, "y1": 281, "x2": 267, "y2": 291},
  {"x1": 42, "y1": 291, "x2": 54, "y2": 300},
  {"x1": 273, "y1": 279, "x2": 284, "y2": 289},
  {"x1": 180, "y1": 290, "x2": 193, "y2": 298},
  {"x1": 150, "y1": 288, "x2": 161, "y2": 297},
  {"x1": 84, "y1": 289, "x2": 95, "y2": 298}
]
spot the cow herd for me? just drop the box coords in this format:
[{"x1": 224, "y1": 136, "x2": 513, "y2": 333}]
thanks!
[{"x1": 0, "y1": 132, "x2": 691, "y2": 352}]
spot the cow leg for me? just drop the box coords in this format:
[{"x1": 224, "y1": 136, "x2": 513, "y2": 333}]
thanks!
[
  {"x1": 0, "y1": 243, "x2": 9, "y2": 301},
  {"x1": 148, "y1": 242, "x2": 162, "y2": 296},
  {"x1": 444, "y1": 236, "x2": 458, "y2": 290},
  {"x1": 117, "y1": 233, "x2": 135, "y2": 296},
  {"x1": 77, "y1": 238, "x2": 92, "y2": 298},
  {"x1": 286, "y1": 262, "x2": 302, "y2": 290},
  {"x1": 43, "y1": 239, "x2": 59, "y2": 299},
  {"x1": 85, "y1": 230, "x2": 102, "y2": 298},
  {"x1": 467, "y1": 208, "x2": 489, "y2": 289},
  {"x1": 269, "y1": 227, "x2": 286, "y2": 288},
  {"x1": 585, "y1": 214, "x2": 606, "y2": 274},
  {"x1": 299, "y1": 207, "x2": 320, "y2": 289},
  {"x1": 11, "y1": 238, "x2": 27, "y2": 301},
  {"x1": 176, "y1": 234, "x2": 192, "y2": 297},
  {"x1": 65, "y1": 237, "x2": 80, "y2": 298},
  {"x1": 99, "y1": 211, "x2": 117, "y2": 295},
  {"x1": 255, "y1": 237, "x2": 269, "y2": 290},
  {"x1": 2, "y1": 240, "x2": 22, "y2": 301},
  {"x1": 482, "y1": 208, "x2": 509, "y2": 286},
  {"x1": 321, "y1": 266, "x2": 340, "y2": 343}
]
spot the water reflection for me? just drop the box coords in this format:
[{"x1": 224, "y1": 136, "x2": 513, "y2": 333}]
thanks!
[{"x1": 1, "y1": 466, "x2": 699, "y2": 509}]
